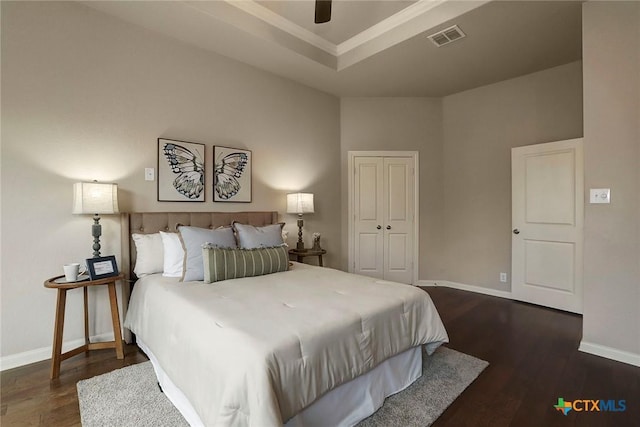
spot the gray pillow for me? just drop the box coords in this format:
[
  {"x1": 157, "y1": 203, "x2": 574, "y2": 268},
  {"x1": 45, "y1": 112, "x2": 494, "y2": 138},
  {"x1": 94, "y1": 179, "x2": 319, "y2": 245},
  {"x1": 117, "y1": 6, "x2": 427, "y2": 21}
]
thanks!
[
  {"x1": 202, "y1": 245, "x2": 289, "y2": 283},
  {"x1": 178, "y1": 225, "x2": 237, "y2": 282},
  {"x1": 232, "y1": 222, "x2": 285, "y2": 249}
]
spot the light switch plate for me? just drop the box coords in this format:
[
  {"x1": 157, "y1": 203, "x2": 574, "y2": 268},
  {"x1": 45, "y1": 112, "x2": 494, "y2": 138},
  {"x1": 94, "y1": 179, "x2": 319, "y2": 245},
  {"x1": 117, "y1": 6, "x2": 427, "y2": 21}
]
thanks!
[
  {"x1": 590, "y1": 188, "x2": 610, "y2": 204},
  {"x1": 145, "y1": 168, "x2": 155, "y2": 181}
]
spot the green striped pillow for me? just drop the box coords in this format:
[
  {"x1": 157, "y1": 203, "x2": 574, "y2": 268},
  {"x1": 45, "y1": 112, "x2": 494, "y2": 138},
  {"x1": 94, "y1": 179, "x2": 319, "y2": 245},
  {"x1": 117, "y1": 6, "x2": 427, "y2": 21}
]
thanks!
[{"x1": 202, "y1": 245, "x2": 289, "y2": 283}]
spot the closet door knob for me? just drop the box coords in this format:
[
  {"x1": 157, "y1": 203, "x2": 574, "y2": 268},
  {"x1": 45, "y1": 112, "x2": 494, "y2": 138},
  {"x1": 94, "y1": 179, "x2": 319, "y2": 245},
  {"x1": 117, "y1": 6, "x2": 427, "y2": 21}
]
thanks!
[
  {"x1": 376, "y1": 225, "x2": 382, "y2": 230},
  {"x1": 386, "y1": 225, "x2": 391, "y2": 230},
  {"x1": 513, "y1": 229, "x2": 520, "y2": 234}
]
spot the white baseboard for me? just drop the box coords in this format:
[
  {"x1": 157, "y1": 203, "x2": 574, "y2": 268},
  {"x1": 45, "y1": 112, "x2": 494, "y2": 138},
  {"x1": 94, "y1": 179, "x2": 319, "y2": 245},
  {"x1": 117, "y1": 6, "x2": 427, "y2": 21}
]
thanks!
[
  {"x1": 579, "y1": 340, "x2": 640, "y2": 367},
  {"x1": 417, "y1": 280, "x2": 438, "y2": 287},
  {"x1": 417, "y1": 279, "x2": 512, "y2": 300},
  {"x1": 0, "y1": 332, "x2": 115, "y2": 372}
]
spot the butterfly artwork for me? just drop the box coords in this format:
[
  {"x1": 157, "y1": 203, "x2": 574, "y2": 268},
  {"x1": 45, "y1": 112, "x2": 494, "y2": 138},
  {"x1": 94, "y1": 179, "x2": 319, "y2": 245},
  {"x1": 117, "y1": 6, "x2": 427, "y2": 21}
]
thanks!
[
  {"x1": 213, "y1": 146, "x2": 252, "y2": 202},
  {"x1": 157, "y1": 138, "x2": 205, "y2": 202}
]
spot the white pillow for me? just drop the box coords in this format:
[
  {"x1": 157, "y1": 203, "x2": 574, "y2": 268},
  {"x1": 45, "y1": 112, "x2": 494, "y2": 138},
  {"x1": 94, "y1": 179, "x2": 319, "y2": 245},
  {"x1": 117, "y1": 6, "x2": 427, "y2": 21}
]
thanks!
[
  {"x1": 233, "y1": 222, "x2": 285, "y2": 249},
  {"x1": 177, "y1": 225, "x2": 237, "y2": 282},
  {"x1": 132, "y1": 233, "x2": 163, "y2": 277},
  {"x1": 160, "y1": 231, "x2": 184, "y2": 278}
]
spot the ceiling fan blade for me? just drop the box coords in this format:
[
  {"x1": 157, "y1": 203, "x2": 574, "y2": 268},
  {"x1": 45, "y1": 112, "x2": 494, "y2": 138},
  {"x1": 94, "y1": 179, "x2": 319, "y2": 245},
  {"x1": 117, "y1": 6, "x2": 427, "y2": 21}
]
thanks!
[{"x1": 315, "y1": 0, "x2": 332, "y2": 24}]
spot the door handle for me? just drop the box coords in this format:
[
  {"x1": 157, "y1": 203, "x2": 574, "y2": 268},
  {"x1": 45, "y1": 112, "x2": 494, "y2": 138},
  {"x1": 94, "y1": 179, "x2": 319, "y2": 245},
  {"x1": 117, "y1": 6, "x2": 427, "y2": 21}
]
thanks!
[
  {"x1": 386, "y1": 225, "x2": 391, "y2": 230},
  {"x1": 376, "y1": 225, "x2": 381, "y2": 230},
  {"x1": 513, "y1": 229, "x2": 520, "y2": 234}
]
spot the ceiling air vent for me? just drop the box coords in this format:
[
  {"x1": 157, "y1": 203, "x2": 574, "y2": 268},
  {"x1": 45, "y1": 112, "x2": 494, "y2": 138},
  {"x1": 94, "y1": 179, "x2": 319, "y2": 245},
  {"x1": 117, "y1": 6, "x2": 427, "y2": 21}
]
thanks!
[{"x1": 427, "y1": 25, "x2": 466, "y2": 47}]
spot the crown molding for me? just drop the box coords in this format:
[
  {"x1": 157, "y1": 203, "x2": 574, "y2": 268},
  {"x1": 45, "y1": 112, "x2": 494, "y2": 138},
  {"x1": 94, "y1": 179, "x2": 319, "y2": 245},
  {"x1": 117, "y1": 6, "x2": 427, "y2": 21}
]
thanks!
[
  {"x1": 193, "y1": 0, "x2": 487, "y2": 71},
  {"x1": 224, "y1": 0, "x2": 455, "y2": 61},
  {"x1": 336, "y1": 0, "x2": 447, "y2": 55},
  {"x1": 222, "y1": 0, "x2": 489, "y2": 71},
  {"x1": 225, "y1": 0, "x2": 337, "y2": 55}
]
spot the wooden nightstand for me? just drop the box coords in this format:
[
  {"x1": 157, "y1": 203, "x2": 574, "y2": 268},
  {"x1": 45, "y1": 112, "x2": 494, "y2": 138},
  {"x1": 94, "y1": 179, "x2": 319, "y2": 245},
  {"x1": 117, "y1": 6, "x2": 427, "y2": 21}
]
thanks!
[
  {"x1": 44, "y1": 273, "x2": 125, "y2": 379},
  {"x1": 288, "y1": 248, "x2": 327, "y2": 266}
]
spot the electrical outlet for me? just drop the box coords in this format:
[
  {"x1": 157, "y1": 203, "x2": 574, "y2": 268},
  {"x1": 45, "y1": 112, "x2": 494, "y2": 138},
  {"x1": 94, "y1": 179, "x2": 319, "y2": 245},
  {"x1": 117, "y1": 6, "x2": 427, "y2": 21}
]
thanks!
[
  {"x1": 500, "y1": 272, "x2": 507, "y2": 283},
  {"x1": 145, "y1": 168, "x2": 155, "y2": 181},
  {"x1": 590, "y1": 188, "x2": 610, "y2": 204}
]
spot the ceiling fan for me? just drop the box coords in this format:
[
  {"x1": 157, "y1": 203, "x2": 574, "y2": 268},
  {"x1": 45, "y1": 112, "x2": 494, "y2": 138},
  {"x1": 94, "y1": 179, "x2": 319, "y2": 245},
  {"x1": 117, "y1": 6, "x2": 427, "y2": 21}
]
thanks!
[{"x1": 315, "y1": 0, "x2": 332, "y2": 24}]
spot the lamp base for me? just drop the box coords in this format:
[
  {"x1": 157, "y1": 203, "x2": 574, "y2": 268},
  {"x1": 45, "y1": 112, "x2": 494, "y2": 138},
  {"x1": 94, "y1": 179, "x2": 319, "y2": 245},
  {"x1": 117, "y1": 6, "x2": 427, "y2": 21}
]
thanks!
[
  {"x1": 91, "y1": 214, "x2": 102, "y2": 258},
  {"x1": 296, "y1": 215, "x2": 305, "y2": 251}
]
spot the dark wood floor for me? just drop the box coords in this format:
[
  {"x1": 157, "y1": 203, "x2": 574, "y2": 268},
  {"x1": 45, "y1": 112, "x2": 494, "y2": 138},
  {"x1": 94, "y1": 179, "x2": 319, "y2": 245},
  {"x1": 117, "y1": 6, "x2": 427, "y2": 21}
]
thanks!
[
  {"x1": 1, "y1": 286, "x2": 639, "y2": 426},
  {"x1": 426, "y1": 287, "x2": 640, "y2": 427},
  {"x1": 1, "y1": 345, "x2": 148, "y2": 426}
]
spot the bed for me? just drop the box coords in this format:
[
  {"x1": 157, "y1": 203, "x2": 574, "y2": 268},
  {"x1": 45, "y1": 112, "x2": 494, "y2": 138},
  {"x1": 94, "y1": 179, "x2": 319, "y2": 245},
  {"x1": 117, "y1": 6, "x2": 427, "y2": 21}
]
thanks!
[{"x1": 121, "y1": 212, "x2": 449, "y2": 427}]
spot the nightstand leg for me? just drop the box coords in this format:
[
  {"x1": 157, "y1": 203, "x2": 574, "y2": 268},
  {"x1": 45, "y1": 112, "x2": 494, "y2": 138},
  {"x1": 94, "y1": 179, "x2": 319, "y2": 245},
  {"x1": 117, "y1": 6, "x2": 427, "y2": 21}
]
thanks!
[
  {"x1": 107, "y1": 282, "x2": 124, "y2": 359},
  {"x1": 318, "y1": 255, "x2": 324, "y2": 267},
  {"x1": 83, "y1": 287, "x2": 89, "y2": 351},
  {"x1": 50, "y1": 289, "x2": 67, "y2": 380}
]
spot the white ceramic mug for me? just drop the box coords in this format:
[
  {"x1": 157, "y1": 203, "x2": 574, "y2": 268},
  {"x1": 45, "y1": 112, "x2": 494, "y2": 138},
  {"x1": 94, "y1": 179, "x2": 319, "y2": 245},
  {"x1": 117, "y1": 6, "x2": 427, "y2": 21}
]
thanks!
[{"x1": 63, "y1": 263, "x2": 86, "y2": 282}]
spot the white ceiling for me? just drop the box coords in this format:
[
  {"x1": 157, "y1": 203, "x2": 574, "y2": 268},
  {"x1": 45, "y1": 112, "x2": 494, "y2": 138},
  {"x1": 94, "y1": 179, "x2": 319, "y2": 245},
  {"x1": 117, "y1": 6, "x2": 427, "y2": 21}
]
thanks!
[{"x1": 83, "y1": 0, "x2": 583, "y2": 97}]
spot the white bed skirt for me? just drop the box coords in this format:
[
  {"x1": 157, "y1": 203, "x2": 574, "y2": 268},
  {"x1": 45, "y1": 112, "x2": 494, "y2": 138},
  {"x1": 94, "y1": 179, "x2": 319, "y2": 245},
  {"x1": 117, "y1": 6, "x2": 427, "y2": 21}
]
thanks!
[{"x1": 137, "y1": 338, "x2": 422, "y2": 427}]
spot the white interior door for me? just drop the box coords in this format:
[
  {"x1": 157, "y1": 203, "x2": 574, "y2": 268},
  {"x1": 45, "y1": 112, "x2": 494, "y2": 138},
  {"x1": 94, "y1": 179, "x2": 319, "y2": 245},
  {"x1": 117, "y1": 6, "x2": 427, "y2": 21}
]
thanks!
[
  {"x1": 351, "y1": 153, "x2": 416, "y2": 284},
  {"x1": 383, "y1": 157, "x2": 414, "y2": 284},
  {"x1": 354, "y1": 157, "x2": 384, "y2": 279},
  {"x1": 511, "y1": 139, "x2": 583, "y2": 313}
]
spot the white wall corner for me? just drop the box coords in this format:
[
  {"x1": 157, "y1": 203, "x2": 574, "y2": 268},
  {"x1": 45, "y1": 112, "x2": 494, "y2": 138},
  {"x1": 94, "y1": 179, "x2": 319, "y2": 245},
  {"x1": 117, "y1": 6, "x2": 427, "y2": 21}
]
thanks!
[
  {"x1": 0, "y1": 332, "x2": 116, "y2": 372},
  {"x1": 416, "y1": 280, "x2": 513, "y2": 300},
  {"x1": 579, "y1": 341, "x2": 640, "y2": 368}
]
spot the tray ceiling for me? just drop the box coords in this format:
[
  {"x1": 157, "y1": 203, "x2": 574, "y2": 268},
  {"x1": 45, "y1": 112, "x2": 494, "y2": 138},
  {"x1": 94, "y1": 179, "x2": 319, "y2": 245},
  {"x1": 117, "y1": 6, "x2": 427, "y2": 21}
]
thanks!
[{"x1": 83, "y1": 0, "x2": 583, "y2": 97}]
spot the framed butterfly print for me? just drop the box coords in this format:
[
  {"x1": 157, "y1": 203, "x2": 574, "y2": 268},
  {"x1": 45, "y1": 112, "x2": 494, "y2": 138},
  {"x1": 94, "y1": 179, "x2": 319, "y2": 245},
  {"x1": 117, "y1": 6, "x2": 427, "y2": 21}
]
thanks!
[
  {"x1": 158, "y1": 138, "x2": 205, "y2": 202},
  {"x1": 213, "y1": 146, "x2": 252, "y2": 202}
]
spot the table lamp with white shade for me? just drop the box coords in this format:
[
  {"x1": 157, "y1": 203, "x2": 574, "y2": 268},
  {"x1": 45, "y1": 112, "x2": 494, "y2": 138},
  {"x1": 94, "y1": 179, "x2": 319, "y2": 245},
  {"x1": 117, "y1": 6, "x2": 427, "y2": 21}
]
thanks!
[
  {"x1": 72, "y1": 182, "x2": 119, "y2": 258},
  {"x1": 287, "y1": 192, "x2": 314, "y2": 251}
]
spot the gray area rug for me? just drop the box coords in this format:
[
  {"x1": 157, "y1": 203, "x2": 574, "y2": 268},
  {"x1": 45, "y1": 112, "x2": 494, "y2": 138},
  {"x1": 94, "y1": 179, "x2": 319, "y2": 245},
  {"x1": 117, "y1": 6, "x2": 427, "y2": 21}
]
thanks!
[{"x1": 77, "y1": 346, "x2": 487, "y2": 426}]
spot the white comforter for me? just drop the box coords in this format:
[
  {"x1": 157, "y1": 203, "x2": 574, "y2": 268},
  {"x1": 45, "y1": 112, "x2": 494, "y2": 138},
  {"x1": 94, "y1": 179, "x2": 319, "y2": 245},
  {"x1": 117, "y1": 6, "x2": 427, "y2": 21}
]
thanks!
[{"x1": 125, "y1": 263, "x2": 448, "y2": 427}]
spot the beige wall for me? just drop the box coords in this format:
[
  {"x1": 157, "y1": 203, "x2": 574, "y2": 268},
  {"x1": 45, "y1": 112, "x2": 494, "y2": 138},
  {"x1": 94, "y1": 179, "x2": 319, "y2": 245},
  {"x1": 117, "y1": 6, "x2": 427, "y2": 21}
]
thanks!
[
  {"x1": 442, "y1": 61, "x2": 584, "y2": 290},
  {"x1": 339, "y1": 98, "x2": 444, "y2": 278},
  {"x1": 340, "y1": 63, "x2": 583, "y2": 287},
  {"x1": 582, "y1": 1, "x2": 640, "y2": 357},
  {"x1": 1, "y1": 2, "x2": 340, "y2": 363}
]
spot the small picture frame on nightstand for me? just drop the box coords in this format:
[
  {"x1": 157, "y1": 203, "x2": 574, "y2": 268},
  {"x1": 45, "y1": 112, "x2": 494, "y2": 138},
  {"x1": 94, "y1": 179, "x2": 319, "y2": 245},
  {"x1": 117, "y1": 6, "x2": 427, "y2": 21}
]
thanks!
[{"x1": 86, "y1": 255, "x2": 119, "y2": 280}]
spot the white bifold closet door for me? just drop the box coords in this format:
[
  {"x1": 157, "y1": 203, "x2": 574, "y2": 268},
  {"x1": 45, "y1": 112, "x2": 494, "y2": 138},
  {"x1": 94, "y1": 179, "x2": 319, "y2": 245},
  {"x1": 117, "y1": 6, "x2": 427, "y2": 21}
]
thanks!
[{"x1": 353, "y1": 156, "x2": 415, "y2": 284}]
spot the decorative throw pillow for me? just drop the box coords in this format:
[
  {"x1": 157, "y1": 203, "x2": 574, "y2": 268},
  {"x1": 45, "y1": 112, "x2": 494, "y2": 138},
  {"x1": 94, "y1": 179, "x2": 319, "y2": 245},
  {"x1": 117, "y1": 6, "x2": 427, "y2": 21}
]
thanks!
[
  {"x1": 202, "y1": 245, "x2": 289, "y2": 283},
  {"x1": 132, "y1": 233, "x2": 163, "y2": 277},
  {"x1": 232, "y1": 222, "x2": 285, "y2": 249},
  {"x1": 178, "y1": 225, "x2": 237, "y2": 282},
  {"x1": 159, "y1": 231, "x2": 184, "y2": 278}
]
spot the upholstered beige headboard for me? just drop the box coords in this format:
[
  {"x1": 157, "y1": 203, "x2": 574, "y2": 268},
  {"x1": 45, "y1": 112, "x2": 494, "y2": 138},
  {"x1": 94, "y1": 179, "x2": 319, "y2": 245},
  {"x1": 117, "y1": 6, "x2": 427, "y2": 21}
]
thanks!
[
  {"x1": 121, "y1": 211, "x2": 278, "y2": 280},
  {"x1": 119, "y1": 211, "x2": 278, "y2": 342}
]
